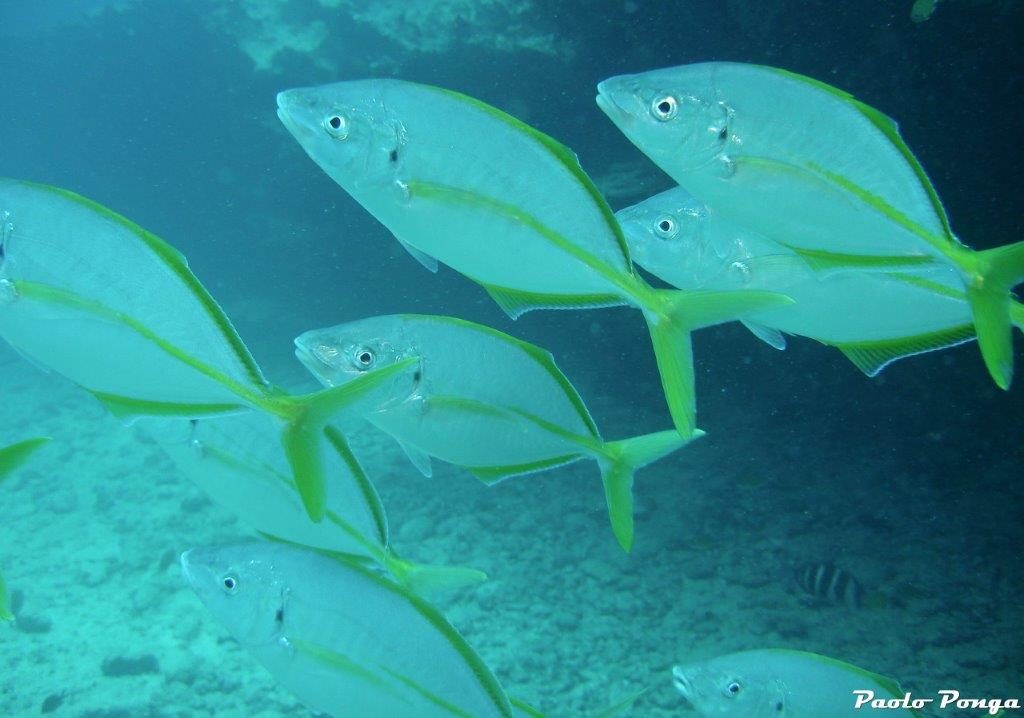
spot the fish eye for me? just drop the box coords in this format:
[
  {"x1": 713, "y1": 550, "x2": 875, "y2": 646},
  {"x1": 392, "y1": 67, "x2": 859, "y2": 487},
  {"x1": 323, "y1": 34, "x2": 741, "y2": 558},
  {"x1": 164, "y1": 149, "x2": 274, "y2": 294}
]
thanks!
[
  {"x1": 222, "y1": 575, "x2": 238, "y2": 593},
  {"x1": 651, "y1": 95, "x2": 678, "y2": 121},
  {"x1": 353, "y1": 347, "x2": 376, "y2": 369},
  {"x1": 323, "y1": 113, "x2": 349, "y2": 139},
  {"x1": 725, "y1": 681, "x2": 742, "y2": 697},
  {"x1": 654, "y1": 216, "x2": 678, "y2": 240}
]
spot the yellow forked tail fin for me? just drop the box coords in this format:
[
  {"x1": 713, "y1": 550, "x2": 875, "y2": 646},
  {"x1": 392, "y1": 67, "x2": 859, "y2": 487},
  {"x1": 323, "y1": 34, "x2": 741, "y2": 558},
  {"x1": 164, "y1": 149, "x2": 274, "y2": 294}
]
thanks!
[
  {"x1": 0, "y1": 437, "x2": 50, "y2": 480},
  {"x1": 273, "y1": 357, "x2": 420, "y2": 521},
  {"x1": 384, "y1": 556, "x2": 488, "y2": 596},
  {"x1": 968, "y1": 240, "x2": 1024, "y2": 389},
  {"x1": 0, "y1": 437, "x2": 50, "y2": 622},
  {"x1": 643, "y1": 289, "x2": 793, "y2": 437},
  {"x1": 598, "y1": 429, "x2": 703, "y2": 551}
]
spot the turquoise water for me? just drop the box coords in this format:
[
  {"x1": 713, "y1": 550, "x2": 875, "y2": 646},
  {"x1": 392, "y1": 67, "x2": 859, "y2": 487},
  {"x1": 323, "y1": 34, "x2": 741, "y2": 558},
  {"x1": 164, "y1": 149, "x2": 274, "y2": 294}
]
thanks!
[{"x1": 0, "y1": 1, "x2": 1021, "y2": 716}]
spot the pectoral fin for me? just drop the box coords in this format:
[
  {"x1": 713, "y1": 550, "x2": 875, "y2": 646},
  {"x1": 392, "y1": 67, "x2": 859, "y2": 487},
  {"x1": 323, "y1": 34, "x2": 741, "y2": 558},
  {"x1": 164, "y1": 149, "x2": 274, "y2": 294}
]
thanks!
[
  {"x1": 398, "y1": 440, "x2": 433, "y2": 478},
  {"x1": 396, "y1": 236, "x2": 439, "y2": 273},
  {"x1": 741, "y1": 320, "x2": 787, "y2": 350}
]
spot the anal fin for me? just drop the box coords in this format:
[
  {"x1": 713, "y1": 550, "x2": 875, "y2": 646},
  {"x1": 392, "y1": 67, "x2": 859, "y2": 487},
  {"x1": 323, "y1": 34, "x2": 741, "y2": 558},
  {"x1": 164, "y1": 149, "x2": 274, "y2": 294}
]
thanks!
[
  {"x1": 466, "y1": 454, "x2": 582, "y2": 485},
  {"x1": 478, "y1": 281, "x2": 626, "y2": 320},
  {"x1": 830, "y1": 323, "x2": 976, "y2": 376}
]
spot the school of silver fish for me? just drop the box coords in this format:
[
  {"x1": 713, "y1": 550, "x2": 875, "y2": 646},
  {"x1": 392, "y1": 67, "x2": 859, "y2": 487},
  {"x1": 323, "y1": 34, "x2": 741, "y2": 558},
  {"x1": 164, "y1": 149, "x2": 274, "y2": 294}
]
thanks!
[{"x1": 2, "y1": 60, "x2": 1019, "y2": 717}]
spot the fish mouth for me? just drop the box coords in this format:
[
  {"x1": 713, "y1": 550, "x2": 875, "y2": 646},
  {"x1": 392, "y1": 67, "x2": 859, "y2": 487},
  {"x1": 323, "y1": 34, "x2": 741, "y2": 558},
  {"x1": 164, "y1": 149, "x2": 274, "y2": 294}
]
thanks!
[
  {"x1": 596, "y1": 77, "x2": 645, "y2": 129},
  {"x1": 595, "y1": 80, "x2": 626, "y2": 121},
  {"x1": 594, "y1": 84, "x2": 616, "y2": 116},
  {"x1": 293, "y1": 339, "x2": 337, "y2": 387},
  {"x1": 671, "y1": 665, "x2": 695, "y2": 703},
  {"x1": 276, "y1": 89, "x2": 302, "y2": 115},
  {"x1": 276, "y1": 90, "x2": 310, "y2": 140},
  {"x1": 276, "y1": 106, "x2": 293, "y2": 130},
  {"x1": 180, "y1": 550, "x2": 201, "y2": 589},
  {"x1": 276, "y1": 108, "x2": 300, "y2": 139}
]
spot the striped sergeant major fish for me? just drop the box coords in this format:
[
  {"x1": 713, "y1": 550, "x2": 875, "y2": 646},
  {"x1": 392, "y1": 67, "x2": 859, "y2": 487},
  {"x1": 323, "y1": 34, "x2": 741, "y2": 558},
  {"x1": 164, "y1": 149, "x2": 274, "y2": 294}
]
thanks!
[{"x1": 795, "y1": 562, "x2": 864, "y2": 609}]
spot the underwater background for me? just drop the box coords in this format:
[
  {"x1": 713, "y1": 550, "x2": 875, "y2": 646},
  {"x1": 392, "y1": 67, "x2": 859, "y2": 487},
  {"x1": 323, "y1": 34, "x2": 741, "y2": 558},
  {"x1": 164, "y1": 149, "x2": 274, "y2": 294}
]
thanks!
[{"x1": 1, "y1": 0, "x2": 1021, "y2": 715}]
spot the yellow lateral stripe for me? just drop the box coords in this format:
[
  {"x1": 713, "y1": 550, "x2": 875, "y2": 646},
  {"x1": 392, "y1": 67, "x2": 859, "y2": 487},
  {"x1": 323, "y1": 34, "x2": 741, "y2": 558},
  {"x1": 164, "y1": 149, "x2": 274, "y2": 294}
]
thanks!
[
  {"x1": 810, "y1": 163, "x2": 959, "y2": 260},
  {"x1": 322, "y1": 555, "x2": 514, "y2": 717},
  {"x1": 428, "y1": 394, "x2": 599, "y2": 454},
  {"x1": 885, "y1": 272, "x2": 965, "y2": 300},
  {"x1": 91, "y1": 392, "x2": 245, "y2": 418},
  {"x1": 17, "y1": 180, "x2": 267, "y2": 388},
  {"x1": 288, "y1": 638, "x2": 408, "y2": 699},
  {"x1": 13, "y1": 280, "x2": 271, "y2": 409},
  {"x1": 428, "y1": 86, "x2": 634, "y2": 267},
  {"x1": 765, "y1": 68, "x2": 954, "y2": 240},
  {"x1": 731, "y1": 154, "x2": 955, "y2": 261},
  {"x1": 379, "y1": 665, "x2": 476, "y2": 718},
  {"x1": 406, "y1": 181, "x2": 646, "y2": 303},
  {"x1": 766, "y1": 649, "x2": 923, "y2": 718},
  {"x1": 403, "y1": 314, "x2": 601, "y2": 438},
  {"x1": 509, "y1": 696, "x2": 546, "y2": 717},
  {"x1": 199, "y1": 439, "x2": 389, "y2": 563},
  {"x1": 789, "y1": 247, "x2": 934, "y2": 271},
  {"x1": 288, "y1": 636, "x2": 480, "y2": 717}
]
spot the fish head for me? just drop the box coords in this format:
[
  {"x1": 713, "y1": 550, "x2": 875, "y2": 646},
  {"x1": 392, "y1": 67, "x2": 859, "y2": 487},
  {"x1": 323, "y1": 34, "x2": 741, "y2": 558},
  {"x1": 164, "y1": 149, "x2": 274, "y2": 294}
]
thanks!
[
  {"x1": 180, "y1": 545, "x2": 288, "y2": 649},
  {"x1": 672, "y1": 657, "x2": 786, "y2": 717},
  {"x1": 277, "y1": 80, "x2": 407, "y2": 194},
  {"x1": 597, "y1": 67, "x2": 733, "y2": 174},
  {"x1": 294, "y1": 316, "x2": 423, "y2": 408},
  {"x1": 616, "y1": 187, "x2": 716, "y2": 286}
]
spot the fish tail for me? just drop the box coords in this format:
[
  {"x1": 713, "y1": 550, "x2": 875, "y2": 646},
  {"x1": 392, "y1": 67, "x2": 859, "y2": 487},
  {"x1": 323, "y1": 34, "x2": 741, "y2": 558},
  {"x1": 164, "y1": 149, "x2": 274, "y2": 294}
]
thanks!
[
  {"x1": 0, "y1": 437, "x2": 50, "y2": 622},
  {"x1": 643, "y1": 289, "x2": 793, "y2": 437},
  {"x1": 966, "y1": 240, "x2": 1024, "y2": 389},
  {"x1": 270, "y1": 357, "x2": 421, "y2": 521},
  {"x1": 0, "y1": 437, "x2": 51, "y2": 481},
  {"x1": 1011, "y1": 299, "x2": 1024, "y2": 334},
  {"x1": 0, "y1": 570, "x2": 13, "y2": 622},
  {"x1": 384, "y1": 555, "x2": 487, "y2": 595},
  {"x1": 599, "y1": 429, "x2": 704, "y2": 552}
]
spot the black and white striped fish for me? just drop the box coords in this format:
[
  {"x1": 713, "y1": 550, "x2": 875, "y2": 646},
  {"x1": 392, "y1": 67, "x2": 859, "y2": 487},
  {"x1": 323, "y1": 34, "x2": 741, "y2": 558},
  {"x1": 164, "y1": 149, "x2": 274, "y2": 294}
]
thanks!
[{"x1": 795, "y1": 562, "x2": 864, "y2": 609}]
